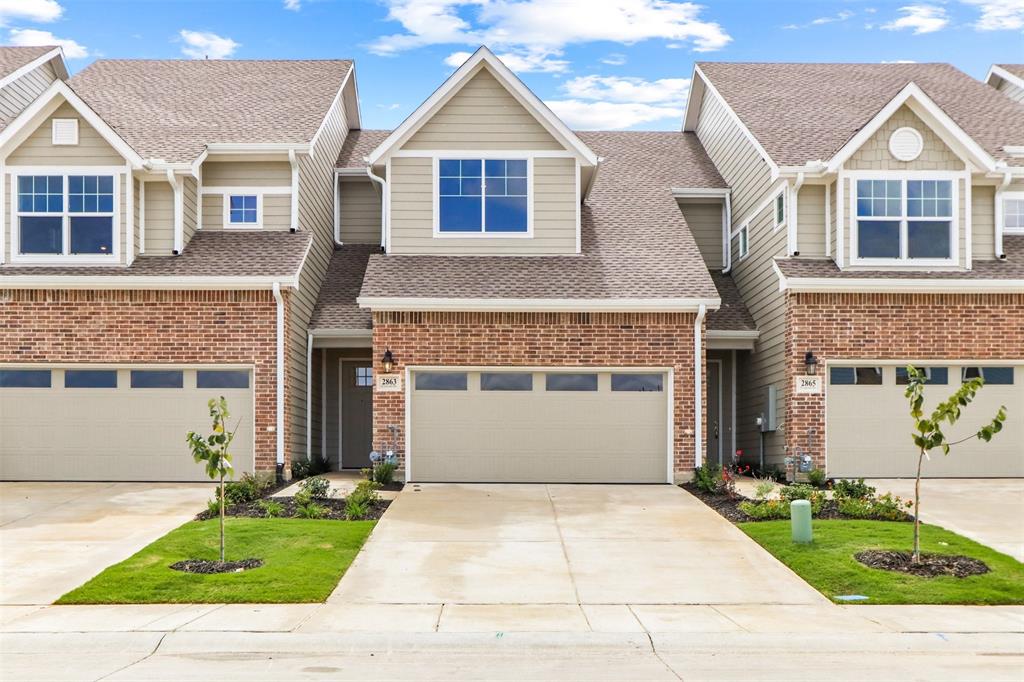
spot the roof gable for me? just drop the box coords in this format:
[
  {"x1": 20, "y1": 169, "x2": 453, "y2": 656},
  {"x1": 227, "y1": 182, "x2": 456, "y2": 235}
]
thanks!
[
  {"x1": 0, "y1": 46, "x2": 67, "y2": 86},
  {"x1": 846, "y1": 104, "x2": 962, "y2": 171},
  {"x1": 367, "y1": 46, "x2": 597, "y2": 166}
]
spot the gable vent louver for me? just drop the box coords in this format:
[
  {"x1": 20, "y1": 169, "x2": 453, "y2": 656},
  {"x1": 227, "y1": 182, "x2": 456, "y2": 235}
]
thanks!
[
  {"x1": 52, "y1": 118, "x2": 80, "y2": 146},
  {"x1": 888, "y1": 127, "x2": 923, "y2": 162}
]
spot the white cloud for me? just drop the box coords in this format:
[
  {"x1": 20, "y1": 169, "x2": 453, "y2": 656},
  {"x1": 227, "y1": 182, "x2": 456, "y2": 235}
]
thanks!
[
  {"x1": 444, "y1": 47, "x2": 569, "y2": 72},
  {"x1": 376, "y1": 102, "x2": 401, "y2": 110},
  {"x1": 283, "y1": 0, "x2": 301, "y2": 10},
  {"x1": 179, "y1": 29, "x2": 239, "y2": 59},
  {"x1": 0, "y1": 0, "x2": 62, "y2": 26},
  {"x1": 601, "y1": 53, "x2": 627, "y2": 65},
  {"x1": 369, "y1": 0, "x2": 732, "y2": 61},
  {"x1": 785, "y1": 9, "x2": 855, "y2": 29},
  {"x1": 546, "y1": 74, "x2": 689, "y2": 129},
  {"x1": 962, "y1": 0, "x2": 1024, "y2": 30},
  {"x1": 8, "y1": 28, "x2": 87, "y2": 58},
  {"x1": 881, "y1": 5, "x2": 949, "y2": 33}
]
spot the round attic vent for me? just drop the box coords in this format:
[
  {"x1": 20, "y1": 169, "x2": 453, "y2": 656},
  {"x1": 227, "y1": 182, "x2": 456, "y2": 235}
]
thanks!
[{"x1": 889, "y1": 127, "x2": 924, "y2": 162}]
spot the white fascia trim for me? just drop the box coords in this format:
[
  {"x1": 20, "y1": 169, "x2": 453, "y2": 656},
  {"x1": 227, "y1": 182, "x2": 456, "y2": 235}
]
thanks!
[
  {"x1": 825, "y1": 83, "x2": 996, "y2": 173},
  {"x1": 1003, "y1": 146, "x2": 1024, "y2": 158},
  {"x1": 309, "y1": 328, "x2": 373, "y2": 338},
  {"x1": 986, "y1": 65, "x2": 1024, "y2": 92},
  {"x1": 688, "y1": 65, "x2": 780, "y2": 178},
  {"x1": 366, "y1": 46, "x2": 598, "y2": 167},
  {"x1": 0, "y1": 81, "x2": 145, "y2": 168},
  {"x1": 671, "y1": 187, "x2": 730, "y2": 199},
  {"x1": 779, "y1": 275, "x2": 1024, "y2": 294},
  {"x1": 357, "y1": 296, "x2": 721, "y2": 312},
  {"x1": 0, "y1": 48, "x2": 66, "y2": 90},
  {"x1": 203, "y1": 142, "x2": 310, "y2": 155},
  {"x1": 309, "y1": 66, "x2": 355, "y2": 153},
  {"x1": 681, "y1": 63, "x2": 704, "y2": 132},
  {"x1": 337, "y1": 167, "x2": 368, "y2": 176},
  {"x1": 0, "y1": 275, "x2": 299, "y2": 290},
  {"x1": 707, "y1": 329, "x2": 760, "y2": 339}
]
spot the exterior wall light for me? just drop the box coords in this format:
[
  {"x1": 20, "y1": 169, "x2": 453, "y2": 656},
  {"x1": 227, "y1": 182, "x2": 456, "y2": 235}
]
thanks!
[
  {"x1": 804, "y1": 351, "x2": 819, "y2": 376},
  {"x1": 381, "y1": 349, "x2": 396, "y2": 374}
]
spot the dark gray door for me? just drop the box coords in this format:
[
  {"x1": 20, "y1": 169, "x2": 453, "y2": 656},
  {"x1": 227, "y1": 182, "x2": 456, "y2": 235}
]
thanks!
[
  {"x1": 341, "y1": 361, "x2": 373, "y2": 469},
  {"x1": 706, "y1": 362, "x2": 722, "y2": 466}
]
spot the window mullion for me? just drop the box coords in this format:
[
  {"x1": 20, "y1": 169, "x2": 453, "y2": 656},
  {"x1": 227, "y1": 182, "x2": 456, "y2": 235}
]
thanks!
[
  {"x1": 480, "y1": 159, "x2": 487, "y2": 233},
  {"x1": 900, "y1": 180, "x2": 908, "y2": 260},
  {"x1": 63, "y1": 175, "x2": 70, "y2": 256}
]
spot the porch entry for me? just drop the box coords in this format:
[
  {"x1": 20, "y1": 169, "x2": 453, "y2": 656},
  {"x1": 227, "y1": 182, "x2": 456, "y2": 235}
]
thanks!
[
  {"x1": 339, "y1": 360, "x2": 373, "y2": 469},
  {"x1": 706, "y1": 359, "x2": 722, "y2": 466}
]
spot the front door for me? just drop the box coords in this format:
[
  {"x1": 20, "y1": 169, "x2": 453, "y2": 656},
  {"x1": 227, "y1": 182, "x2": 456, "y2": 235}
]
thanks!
[
  {"x1": 706, "y1": 361, "x2": 722, "y2": 466},
  {"x1": 340, "y1": 361, "x2": 374, "y2": 469}
]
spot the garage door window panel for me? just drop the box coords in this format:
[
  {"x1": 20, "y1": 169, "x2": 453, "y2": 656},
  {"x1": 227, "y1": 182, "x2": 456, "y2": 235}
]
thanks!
[
  {"x1": 854, "y1": 178, "x2": 954, "y2": 264},
  {"x1": 131, "y1": 370, "x2": 184, "y2": 388},
  {"x1": 65, "y1": 369, "x2": 118, "y2": 388},
  {"x1": 0, "y1": 370, "x2": 51, "y2": 388},
  {"x1": 829, "y1": 367, "x2": 883, "y2": 385},
  {"x1": 197, "y1": 370, "x2": 249, "y2": 389},
  {"x1": 481, "y1": 372, "x2": 533, "y2": 391},
  {"x1": 962, "y1": 367, "x2": 1014, "y2": 385},
  {"x1": 611, "y1": 373, "x2": 663, "y2": 392},
  {"x1": 895, "y1": 367, "x2": 948, "y2": 385},
  {"x1": 416, "y1": 372, "x2": 468, "y2": 390},
  {"x1": 546, "y1": 373, "x2": 598, "y2": 391}
]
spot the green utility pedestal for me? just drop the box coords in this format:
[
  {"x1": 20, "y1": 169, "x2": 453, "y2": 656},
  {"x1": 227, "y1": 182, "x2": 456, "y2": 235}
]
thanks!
[{"x1": 791, "y1": 499, "x2": 812, "y2": 544}]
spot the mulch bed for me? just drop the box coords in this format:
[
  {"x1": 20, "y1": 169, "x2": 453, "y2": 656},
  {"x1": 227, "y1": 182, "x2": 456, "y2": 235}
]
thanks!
[
  {"x1": 170, "y1": 558, "x2": 264, "y2": 574},
  {"x1": 195, "y1": 498, "x2": 391, "y2": 522},
  {"x1": 855, "y1": 550, "x2": 990, "y2": 578},
  {"x1": 680, "y1": 484, "x2": 911, "y2": 523}
]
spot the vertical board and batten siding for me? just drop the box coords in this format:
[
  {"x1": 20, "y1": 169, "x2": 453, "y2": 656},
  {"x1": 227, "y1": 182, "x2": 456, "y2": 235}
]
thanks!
[
  {"x1": 0, "y1": 60, "x2": 57, "y2": 123},
  {"x1": 796, "y1": 185, "x2": 827, "y2": 257},
  {"x1": 7, "y1": 101, "x2": 124, "y2": 166},
  {"x1": 694, "y1": 86, "x2": 788, "y2": 466},
  {"x1": 287, "y1": 84, "x2": 351, "y2": 464},
  {"x1": 403, "y1": 68, "x2": 562, "y2": 151},
  {"x1": 143, "y1": 181, "x2": 174, "y2": 255},
  {"x1": 339, "y1": 177, "x2": 382, "y2": 244},
  {"x1": 677, "y1": 201, "x2": 724, "y2": 269}
]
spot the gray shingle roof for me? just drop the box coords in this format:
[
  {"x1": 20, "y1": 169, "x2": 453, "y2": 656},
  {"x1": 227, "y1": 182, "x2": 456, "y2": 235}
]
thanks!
[
  {"x1": 67, "y1": 59, "x2": 352, "y2": 163},
  {"x1": 775, "y1": 236, "x2": 1024, "y2": 281},
  {"x1": 0, "y1": 231, "x2": 310, "y2": 279},
  {"x1": 358, "y1": 131, "x2": 722, "y2": 303},
  {"x1": 337, "y1": 129, "x2": 389, "y2": 168},
  {"x1": 996, "y1": 64, "x2": 1024, "y2": 80},
  {"x1": 0, "y1": 46, "x2": 54, "y2": 80},
  {"x1": 707, "y1": 272, "x2": 756, "y2": 331},
  {"x1": 310, "y1": 244, "x2": 376, "y2": 330},
  {"x1": 697, "y1": 62, "x2": 1024, "y2": 167}
]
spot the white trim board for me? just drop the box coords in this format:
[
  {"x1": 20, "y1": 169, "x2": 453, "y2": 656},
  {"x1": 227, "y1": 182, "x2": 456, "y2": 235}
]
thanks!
[
  {"x1": 0, "y1": 275, "x2": 300, "y2": 290},
  {"x1": 357, "y1": 296, "x2": 722, "y2": 313}
]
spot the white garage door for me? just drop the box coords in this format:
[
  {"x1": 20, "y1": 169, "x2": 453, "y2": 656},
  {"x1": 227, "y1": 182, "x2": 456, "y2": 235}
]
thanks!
[
  {"x1": 409, "y1": 369, "x2": 670, "y2": 483},
  {"x1": 827, "y1": 364, "x2": 1023, "y2": 478},
  {"x1": 1, "y1": 366, "x2": 255, "y2": 481}
]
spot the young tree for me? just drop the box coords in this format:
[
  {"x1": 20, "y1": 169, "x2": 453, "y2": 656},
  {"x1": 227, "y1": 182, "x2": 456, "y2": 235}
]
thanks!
[
  {"x1": 186, "y1": 397, "x2": 239, "y2": 562},
  {"x1": 904, "y1": 366, "x2": 1006, "y2": 562}
]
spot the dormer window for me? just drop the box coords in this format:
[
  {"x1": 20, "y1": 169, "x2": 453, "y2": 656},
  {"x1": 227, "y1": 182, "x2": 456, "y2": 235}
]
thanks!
[
  {"x1": 15, "y1": 174, "x2": 116, "y2": 260},
  {"x1": 228, "y1": 194, "x2": 259, "y2": 226},
  {"x1": 436, "y1": 158, "x2": 529, "y2": 235},
  {"x1": 853, "y1": 177, "x2": 955, "y2": 264},
  {"x1": 1003, "y1": 194, "x2": 1024, "y2": 234}
]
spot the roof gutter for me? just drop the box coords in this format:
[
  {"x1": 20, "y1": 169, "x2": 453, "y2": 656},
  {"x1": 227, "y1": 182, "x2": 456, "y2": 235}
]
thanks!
[
  {"x1": 722, "y1": 189, "x2": 734, "y2": 274},
  {"x1": 0, "y1": 275, "x2": 300, "y2": 290},
  {"x1": 356, "y1": 296, "x2": 722, "y2": 313}
]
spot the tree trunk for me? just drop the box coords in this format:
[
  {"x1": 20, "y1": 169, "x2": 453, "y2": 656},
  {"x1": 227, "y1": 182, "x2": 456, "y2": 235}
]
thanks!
[
  {"x1": 912, "y1": 449, "x2": 924, "y2": 563},
  {"x1": 219, "y1": 474, "x2": 225, "y2": 563}
]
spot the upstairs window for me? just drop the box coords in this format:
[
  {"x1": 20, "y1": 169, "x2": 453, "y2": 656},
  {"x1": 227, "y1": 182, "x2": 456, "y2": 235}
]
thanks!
[
  {"x1": 774, "y1": 192, "x2": 785, "y2": 230},
  {"x1": 855, "y1": 178, "x2": 954, "y2": 263},
  {"x1": 228, "y1": 195, "x2": 258, "y2": 225},
  {"x1": 438, "y1": 158, "x2": 528, "y2": 234},
  {"x1": 735, "y1": 224, "x2": 749, "y2": 259},
  {"x1": 1004, "y1": 195, "x2": 1024, "y2": 233},
  {"x1": 17, "y1": 174, "x2": 115, "y2": 258}
]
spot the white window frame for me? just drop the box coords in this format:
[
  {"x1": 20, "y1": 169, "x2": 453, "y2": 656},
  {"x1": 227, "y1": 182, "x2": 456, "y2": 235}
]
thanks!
[
  {"x1": 432, "y1": 154, "x2": 534, "y2": 238},
  {"x1": 849, "y1": 171, "x2": 959, "y2": 267},
  {"x1": 1002, "y1": 191, "x2": 1024, "y2": 234},
  {"x1": 9, "y1": 168, "x2": 122, "y2": 264},
  {"x1": 226, "y1": 193, "x2": 261, "y2": 228},
  {"x1": 734, "y1": 223, "x2": 749, "y2": 260},
  {"x1": 773, "y1": 191, "x2": 786, "y2": 231}
]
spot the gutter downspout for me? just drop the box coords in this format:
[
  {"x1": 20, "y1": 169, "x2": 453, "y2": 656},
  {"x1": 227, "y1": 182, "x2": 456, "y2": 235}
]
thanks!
[
  {"x1": 996, "y1": 171, "x2": 1011, "y2": 259},
  {"x1": 272, "y1": 282, "x2": 286, "y2": 480},
  {"x1": 333, "y1": 170, "x2": 342, "y2": 246},
  {"x1": 366, "y1": 164, "x2": 387, "y2": 251},
  {"x1": 721, "y1": 191, "x2": 733, "y2": 273},
  {"x1": 167, "y1": 169, "x2": 182, "y2": 254},
  {"x1": 694, "y1": 304, "x2": 707, "y2": 470},
  {"x1": 305, "y1": 332, "x2": 314, "y2": 465},
  {"x1": 789, "y1": 173, "x2": 804, "y2": 256},
  {"x1": 288, "y1": 149, "x2": 299, "y2": 232}
]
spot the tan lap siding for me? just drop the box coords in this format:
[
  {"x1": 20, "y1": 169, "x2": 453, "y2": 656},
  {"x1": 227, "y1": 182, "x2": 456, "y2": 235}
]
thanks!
[
  {"x1": 202, "y1": 194, "x2": 223, "y2": 229},
  {"x1": 796, "y1": 185, "x2": 826, "y2": 257},
  {"x1": 143, "y1": 181, "x2": 174, "y2": 255},
  {"x1": 263, "y1": 195, "x2": 291, "y2": 230},
  {"x1": 403, "y1": 68, "x2": 562, "y2": 151},
  {"x1": 973, "y1": 185, "x2": 995, "y2": 261},
  {"x1": 339, "y1": 177, "x2": 382, "y2": 244},
  {"x1": 0, "y1": 60, "x2": 57, "y2": 122},
  {"x1": 202, "y1": 161, "x2": 292, "y2": 187},
  {"x1": 8, "y1": 101, "x2": 124, "y2": 166},
  {"x1": 678, "y1": 201, "x2": 724, "y2": 269}
]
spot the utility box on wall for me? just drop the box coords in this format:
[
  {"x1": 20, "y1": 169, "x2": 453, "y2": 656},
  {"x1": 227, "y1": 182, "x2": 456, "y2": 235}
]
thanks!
[{"x1": 760, "y1": 385, "x2": 778, "y2": 432}]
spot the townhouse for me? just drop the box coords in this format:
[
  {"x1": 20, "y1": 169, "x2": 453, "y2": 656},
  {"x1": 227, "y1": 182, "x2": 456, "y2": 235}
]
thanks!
[{"x1": 1, "y1": 46, "x2": 1020, "y2": 483}]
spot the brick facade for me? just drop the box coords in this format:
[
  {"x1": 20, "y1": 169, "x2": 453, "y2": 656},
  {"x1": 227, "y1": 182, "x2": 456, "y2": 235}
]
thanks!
[
  {"x1": 0, "y1": 288, "x2": 291, "y2": 472},
  {"x1": 371, "y1": 310, "x2": 704, "y2": 478},
  {"x1": 784, "y1": 291, "x2": 1024, "y2": 468}
]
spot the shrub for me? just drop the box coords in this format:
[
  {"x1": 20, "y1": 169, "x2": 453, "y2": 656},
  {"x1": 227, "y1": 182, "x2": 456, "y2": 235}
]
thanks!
[
  {"x1": 693, "y1": 465, "x2": 721, "y2": 494},
  {"x1": 300, "y1": 475, "x2": 331, "y2": 500},
  {"x1": 753, "y1": 478, "x2": 776, "y2": 501},
  {"x1": 206, "y1": 498, "x2": 223, "y2": 516},
  {"x1": 738, "y1": 499, "x2": 790, "y2": 520},
  {"x1": 838, "y1": 492, "x2": 911, "y2": 521},
  {"x1": 224, "y1": 472, "x2": 274, "y2": 504},
  {"x1": 345, "y1": 497, "x2": 370, "y2": 520},
  {"x1": 348, "y1": 480, "x2": 381, "y2": 507},
  {"x1": 832, "y1": 478, "x2": 876, "y2": 500},
  {"x1": 295, "y1": 501, "x2": 327, "y2": 519},
  {"x1": 257, "y1": 499, "x2": 284, "y2": 518},
  {"x1": 290, "y1": 456, "x2": 328, "y2": 481},
  {"x1": 778, "y1": 484, "x2": 825, "y2": 514},
  {"x1": 806, "y1": 468, "x2": 827, "y2": 488},
  {"x1": 372, "y1": 461, "x2": 397, "y2": 486}
]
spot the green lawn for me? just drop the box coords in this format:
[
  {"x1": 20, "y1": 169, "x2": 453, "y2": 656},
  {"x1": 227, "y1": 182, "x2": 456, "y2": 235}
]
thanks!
[
  {"x1": 57, "y1": 518, "x2": 375, "y2": 604},
  {"x1": 739, "y1": 520, "x2": 1024, "y2": 605}
]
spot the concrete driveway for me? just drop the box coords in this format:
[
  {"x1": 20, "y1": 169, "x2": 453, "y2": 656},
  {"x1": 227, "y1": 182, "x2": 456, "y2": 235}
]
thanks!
[
  {"x1": 330, "y1": 484, "x2": 825, "y2": 626},
  {"x1": 870, "y1": 479, "x2": 1024, "y2": 562},
  {"x1": 0, "y1": 482, "x2": 213, "y2": 605}
]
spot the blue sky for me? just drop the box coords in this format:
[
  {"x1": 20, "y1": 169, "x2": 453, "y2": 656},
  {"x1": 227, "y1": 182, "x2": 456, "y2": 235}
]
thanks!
[{"x1": 4, "y1": 1, "x2": 1023, "y2": 130}]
